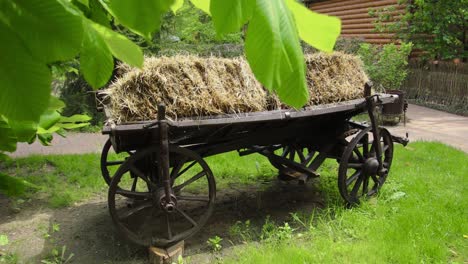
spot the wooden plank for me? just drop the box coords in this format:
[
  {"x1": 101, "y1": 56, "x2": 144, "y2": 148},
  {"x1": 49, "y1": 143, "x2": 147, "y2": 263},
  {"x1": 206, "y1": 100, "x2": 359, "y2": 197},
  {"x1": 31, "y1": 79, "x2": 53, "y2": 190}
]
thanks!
[
  {"x1": 341, "y1": 33, "x2": 395, "y2": 39},
  {"x1": 338, "y1": 9, "x2": 404, "y2": 21},
  {"x1": 103, "y1": 95, "x2": 397, "y2": 134},
  {"x1": 315, "y1": 4, "x2": 404, "y2": 17},
  {"x1": 313, "y1": 0, "x2": 399, "y2": 14},
  {"x1": 310, "y1": 0, "x2": 374, "y2": 10}
]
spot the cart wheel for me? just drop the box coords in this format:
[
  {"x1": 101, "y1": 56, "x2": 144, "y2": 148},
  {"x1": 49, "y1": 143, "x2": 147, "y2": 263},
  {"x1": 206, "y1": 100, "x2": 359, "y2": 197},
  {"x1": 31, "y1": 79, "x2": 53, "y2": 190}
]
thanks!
[
  {"x1": 108, "y1": 145, "x2": 216, "y2": 247},
  {"x1": 338, "y1": 127, "x2": 393, "y2": 205},
  {"x1": 269, "y1": 145, "x2": 316, "y2": 171},
  {"x1": 100, "y1": 139, "x2": 134, "y2": 185}
]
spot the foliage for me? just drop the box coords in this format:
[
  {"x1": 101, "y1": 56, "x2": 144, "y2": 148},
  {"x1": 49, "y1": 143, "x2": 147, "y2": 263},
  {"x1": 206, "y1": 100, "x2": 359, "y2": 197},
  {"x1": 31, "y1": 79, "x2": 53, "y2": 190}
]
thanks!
[
  {"x1": 0, "y1": 96, "x2": 91, "y2": 157},
  {"x1": 261, "y1": 216, "x2": 294, "y2": 243},
  {"x1": 58, "y1": 73, "x2": 105, "y2": 126},
  {"x1": 358, "y1": 42, "x2": 413, "y2": 90},
  {"x1": 207, "y1": 236, "x2": 223, "y2": 252},
  {"x1": 0, "y1": 0, "x2": 341, "y2": 155},
  {"x1": 116, "y1": 1, "x2": 244, "y2": 56},
  {"x1": 371, "y1": 0, "x2": 467, "y2": 60},
  {"x1": 334, "y1": 37, "x2": 365, "y2": 55},
  {"x1": 40, "y1": 246, "x2": 74, "y2": 264}
]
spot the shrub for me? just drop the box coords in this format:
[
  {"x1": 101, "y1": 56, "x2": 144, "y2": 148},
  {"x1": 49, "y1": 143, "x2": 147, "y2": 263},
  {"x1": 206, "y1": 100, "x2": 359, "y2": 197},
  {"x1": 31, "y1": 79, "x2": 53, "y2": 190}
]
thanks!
[
  {"x1": 358, "y1": 42, "x2": 413, "y2": 90},
  {"x1": 58, "y1": 73, "x2": 105, "y2": 126},
  {"x1": 334, "y1": 37, "x2": 365, "y2": 54}
]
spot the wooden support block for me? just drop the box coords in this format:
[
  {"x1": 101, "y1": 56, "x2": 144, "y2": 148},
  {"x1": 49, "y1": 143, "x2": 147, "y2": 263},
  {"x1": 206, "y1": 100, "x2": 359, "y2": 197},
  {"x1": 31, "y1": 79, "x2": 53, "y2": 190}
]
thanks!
[{"x1": 148, "y1": 241, "x2": 184, "y2": 264}]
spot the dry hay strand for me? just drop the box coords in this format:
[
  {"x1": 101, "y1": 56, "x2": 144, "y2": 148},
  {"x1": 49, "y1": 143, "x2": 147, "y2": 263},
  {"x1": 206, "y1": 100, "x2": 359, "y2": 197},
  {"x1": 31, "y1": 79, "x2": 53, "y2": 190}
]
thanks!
[
  {"x1": 102, "y1": 55, "x2": 274, "y2": 123},
  {"x1": 102, "y1": 53, "x2": 368, "y2": 123},
  {"x1": 304, "y1": 52, "x2": 368, "y2": 105}
]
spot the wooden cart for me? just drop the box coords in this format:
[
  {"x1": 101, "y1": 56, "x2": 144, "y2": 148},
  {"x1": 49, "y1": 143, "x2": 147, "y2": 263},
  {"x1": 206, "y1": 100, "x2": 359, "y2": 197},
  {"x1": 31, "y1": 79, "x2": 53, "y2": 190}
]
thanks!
[{"x1": 99, "y1": 87, "x2": 407, "y2": 247}]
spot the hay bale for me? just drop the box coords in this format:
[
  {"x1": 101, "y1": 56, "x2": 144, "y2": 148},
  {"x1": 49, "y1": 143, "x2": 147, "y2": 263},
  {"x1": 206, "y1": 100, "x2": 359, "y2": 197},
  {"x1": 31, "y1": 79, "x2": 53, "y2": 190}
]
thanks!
[
  {"x1": 304, "y1": 53, "x2": 368, "y2": 105},
  {"x1": 102, "y1": 56, "x2": 274, "y2": 123},
  {"x1": 102, "y1": 52, "x2": 368, "y2": 123}
]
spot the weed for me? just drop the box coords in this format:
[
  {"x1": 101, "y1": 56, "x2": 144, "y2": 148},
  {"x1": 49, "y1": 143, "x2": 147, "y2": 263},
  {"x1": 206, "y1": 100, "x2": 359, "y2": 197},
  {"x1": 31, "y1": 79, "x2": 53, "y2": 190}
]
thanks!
[
  {"x1": 0, "y1": 235, "x2": 8, "y2": 246},
  {"x1": 0, "y1": 253, "x2": 19, "y2": 264},
  {"x1": 260, "y1": 216, "x2": 294, "y2": 243},
  {"x1": 207, "y1": 236, "x2": 223, "y2": 252},
  {"x1": 41, "y1": 246, "x2": 74, "y2": 264},
  {"x1": 229, "y1": 220, "x2": 254, "y2": 242}
]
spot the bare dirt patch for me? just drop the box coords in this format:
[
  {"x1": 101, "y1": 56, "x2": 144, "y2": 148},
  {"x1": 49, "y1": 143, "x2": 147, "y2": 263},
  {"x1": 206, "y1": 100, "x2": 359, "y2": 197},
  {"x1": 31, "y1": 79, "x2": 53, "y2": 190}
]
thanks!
[{"x1": 0, "y1": 179, "x2": 324, "y2": 263}]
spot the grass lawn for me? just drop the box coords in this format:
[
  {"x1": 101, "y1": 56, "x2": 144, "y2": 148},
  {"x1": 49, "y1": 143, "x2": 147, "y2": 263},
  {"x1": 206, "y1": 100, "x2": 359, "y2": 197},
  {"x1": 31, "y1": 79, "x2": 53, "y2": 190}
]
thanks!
[{"x1": 0, "y1": 142, "x2": 467, "y2": 263}]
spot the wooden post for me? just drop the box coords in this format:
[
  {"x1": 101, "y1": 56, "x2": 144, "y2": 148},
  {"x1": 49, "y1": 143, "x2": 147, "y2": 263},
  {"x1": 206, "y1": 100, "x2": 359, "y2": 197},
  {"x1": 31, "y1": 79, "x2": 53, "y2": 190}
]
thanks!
[{"x1": 148, "y1": 241, "x2": 184, "y2": 264}]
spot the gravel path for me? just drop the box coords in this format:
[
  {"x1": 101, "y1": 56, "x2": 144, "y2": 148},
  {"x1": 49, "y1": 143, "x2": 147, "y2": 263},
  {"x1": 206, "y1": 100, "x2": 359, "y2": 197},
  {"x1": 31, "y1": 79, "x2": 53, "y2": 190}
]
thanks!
[
  {"x1": 12, "y1": 133, "x2": 107, "y2": 157},
  {"x1": 386, "y1": 104, "x2": 468, "y2": 152},
  {"x1": 11, "y1": 104, "x2": 468, "y2": 158}
]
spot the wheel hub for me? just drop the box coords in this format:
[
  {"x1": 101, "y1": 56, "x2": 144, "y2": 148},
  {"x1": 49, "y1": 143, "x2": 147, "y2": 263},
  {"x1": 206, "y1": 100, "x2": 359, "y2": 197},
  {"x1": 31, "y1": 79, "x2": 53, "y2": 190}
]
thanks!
[
  {"x1": 156, "y1": 188, "x2": 177, "y2": 213},
  {"x1": 362, "y1": 158, "x2": 379, "y2": 176}
]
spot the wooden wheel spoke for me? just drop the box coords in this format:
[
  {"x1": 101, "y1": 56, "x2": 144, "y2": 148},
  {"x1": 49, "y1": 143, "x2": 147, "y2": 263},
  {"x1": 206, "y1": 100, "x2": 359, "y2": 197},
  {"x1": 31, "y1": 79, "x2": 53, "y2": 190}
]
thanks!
[
  {"x1": 166, "y1": 213, "x2": 173, "y2": 240},
  {"x1": 131, "y1": 176, "x2": 138, "y2": 192},
  {"x1": 173, "y1": 171, "x2": 206, "y2": 192},
  {"x1": 353, "y1": 148, "x2": 364, "y2": 162},
  {"x1": 107, "y1": 160, "x2": 125, "y2": 166},
  {"x1": 362, "y1": 177, "x2": 369, "y2": 196},
  {"x1": 175, "y1": 207, "x2": 197, "y2": 227},
  {"x1": 370, "y1": 174, "x2": 380, "y2": 185},
  {"x1": 350, "y1": 177, "x2": 363, "y2": 197},
  {"x1": 297, "y1": 149, "x2": 306, "y2": 163},
  {"x1": 346, "y1": 171, "x2": 361, "y2": 186},
  {"x1": 289, "y1": 149, "x2": 296, "y2": 161},
  {"x1": 116, "y1": 188, "x2": 151, "y2": 199},
  {"x1": 348, "y1": 163, "x2": 363, "y2": 169},
  {"x1": 171, "y1": 157, "x2": 188, "y2": 180},
  {"x1": 363, "y1": 134, "x2": 369, "y2": 158},
  {"x1": 281, "y1": 146, "x2": 290, "y2": 158},
  {"x1": 129, "y1": 165, "x2": 151, "y2": 185},
  {"x1": 304, "y1": 151, "x2": 315, "y2": 166},
  {"x1": 177, "y1": 195, "x2": 209, "y2": 202},
  {"x1": 175, "y1": 160, "x2": 197, "y2": 180},
  {"x1": 118, "y1": 200, "x2": 153, "y2": 220}
]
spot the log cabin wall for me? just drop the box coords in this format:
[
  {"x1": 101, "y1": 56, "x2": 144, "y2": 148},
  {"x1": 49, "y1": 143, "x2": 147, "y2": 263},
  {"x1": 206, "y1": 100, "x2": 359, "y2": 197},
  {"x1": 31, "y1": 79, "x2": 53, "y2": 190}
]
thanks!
[{"x1": 308, "y1": 0, "x2": 406, "y2": 45}]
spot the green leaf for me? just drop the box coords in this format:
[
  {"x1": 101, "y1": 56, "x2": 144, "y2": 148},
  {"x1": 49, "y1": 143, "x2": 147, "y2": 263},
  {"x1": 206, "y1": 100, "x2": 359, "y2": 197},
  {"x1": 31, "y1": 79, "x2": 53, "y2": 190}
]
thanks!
[
  {"x1": 1, "y1": 0, "x2": 83, "y2": 63},
  {"x1": 57, "y1": 123, "x2": 90, "y2": 129},
  {"x1": 171, "y1": 0, "x2": 184, "y2": 13},
  {"x1": 59, "y1": 114, "x2": 92, "y2": 123},
  {"x1": 89, "y1": 0, "x2": 111, "y2": 28},
  {"x1": 81, "y1": 20, "x2": 114, "y2": 88},
  {"x1": 37, "y1": 126, "x2": 61, "y2": 135},
  {"x1": 0, "y1": 234, "x2": 8, "y2": 246},
  {"x1": 9, "y1": 120, "x2": 37, "y2": 143},
  {"x1": 245, "y1": 0, "x2": 308, "y2": 108},
  {"x1": 190, "y1": 0, "x2": 211, "y2": 14},
  {"x1": 38, "y1": 133, "x2": 54, "y2": 146},
  {"x1": 285, "y1": 0, "x2": 341, "y2": 52},
  {"x1": 38, "y1": 110, "x2": 61, "y2": 131},
  {"x1": 102, "y1": 0, "x2": 174, "y2": 39},
  {"x1": 0, "y1": 117, "x2": 17, "y2": 152},
  {"x1": 91, "y1": 22, "x2": 143, "y2": 68},
  {"x1": 210, "y1": 0, "x2": 254, "y2": 36},
  {"x1": 77, "y1": 0, "x2": 89, "y2": 7},
  {"x1": 0, "y1": 23, "x2": 51, "y2": 122},
  {"x1": 48, "y1": 96, "x2": 66, "y2": 112}
]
